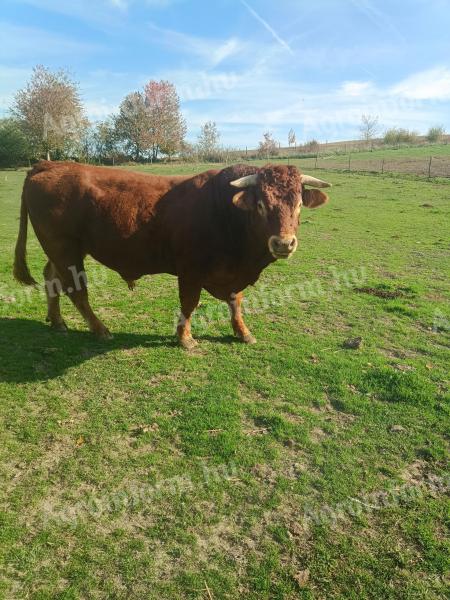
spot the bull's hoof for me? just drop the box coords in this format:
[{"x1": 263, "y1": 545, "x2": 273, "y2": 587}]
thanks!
[
  {"x1": 179, "y1": 336, "x2": 198, "y2": 351},
  {"x1": 47, "y1": 318, "x2": 68, "y2": 333},
  {"x1": 95, "y1": 328, "x2": 113, "y2": 341},
  {"x1": 241, "y1": 333, "x2": 257, "y2": 344}
]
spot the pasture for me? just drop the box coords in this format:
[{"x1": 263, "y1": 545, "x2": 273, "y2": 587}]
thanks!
[
  {"x1": 277, "y1": 143, "x2": 450, "y2": 179},
  {"x1": 0, "y1": 164, "x2": 449, "y2": 599}
]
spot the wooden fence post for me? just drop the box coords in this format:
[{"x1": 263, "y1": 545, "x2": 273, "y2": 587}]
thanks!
[
  {"x1": 428, "y1": 156, "x2": 432, "y2": 179},
  {"x1": 381, "y1": 158, "x2": 384, "y2": 174},
  {"x1": 348, "y1": 154, "x2": 351, "y2": 172},
  {"x1": 314, "y1": 153, "x2": 318, "y2": 169}
]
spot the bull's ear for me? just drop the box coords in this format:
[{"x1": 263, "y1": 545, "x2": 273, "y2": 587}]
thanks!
[
  {"x1": 302, "y1": 188, "x2": 329, "y2": 208},
  {"x1": 232, "y1": 190, "x2": 255, "y2": 211}
]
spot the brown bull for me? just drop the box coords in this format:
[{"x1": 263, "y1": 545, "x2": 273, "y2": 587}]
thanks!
[{"x1": 13, "y1": 161, "x2": 330, "y2": 348}]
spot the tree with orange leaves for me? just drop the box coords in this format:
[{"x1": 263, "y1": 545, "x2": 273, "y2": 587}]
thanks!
[{"x1": 144, "y1": 80, "x2": 186, "y2": 161}]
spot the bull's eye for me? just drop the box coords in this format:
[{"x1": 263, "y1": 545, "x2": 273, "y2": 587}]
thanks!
[{"x1": 257, "y1": 200, "x2": 267, "y2": 217}]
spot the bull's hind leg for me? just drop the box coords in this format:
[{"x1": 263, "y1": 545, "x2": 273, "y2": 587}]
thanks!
[
  {"x1": 228, "y1": 292, "x2": 256, "y2": 344},
  {"x1": 70, "y1": 286, "x2": 112, "y2": 340},
  {"x1": 43, "y1": 260, "x2": 67, "y2": 332},
  {"x1": 68, "y1": 270, "x2": 112, "y2": 339},
  {"x1": 50, "y1": 253, "x2": 111, "y2": 340}
]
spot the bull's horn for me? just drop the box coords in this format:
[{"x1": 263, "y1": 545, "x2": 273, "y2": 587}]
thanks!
[
  {"x1": 230, "y1": 174, "x2": 258, "y2": 188},
  {"x1": 301, "y1": 174, "x2": 332, "y2": 188}
]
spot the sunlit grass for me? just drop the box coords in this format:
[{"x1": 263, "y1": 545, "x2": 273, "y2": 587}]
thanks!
[{"x1": 0, "y1": 165, "x2": 449, "y2": 598}]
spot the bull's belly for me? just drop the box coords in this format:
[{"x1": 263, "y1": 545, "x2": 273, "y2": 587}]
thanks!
[{"x1": 87, "y1": 243, "x2": 177, "y2": 280}]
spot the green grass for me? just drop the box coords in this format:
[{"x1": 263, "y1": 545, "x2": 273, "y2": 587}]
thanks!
[
  {"x1": 260, "y1": 143, "x2": 450, "y2": 177},
  {"x1": 0, "y1": 165, "x2": 449, "y2": 599},
  {"x1": 320, "y1": 142, "x2": 450, "y2": 161}
]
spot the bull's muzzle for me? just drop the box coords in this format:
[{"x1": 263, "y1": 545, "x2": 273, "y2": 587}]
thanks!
[{"x1": 268, "y1": 235, "x2": 298, "y2": 259}]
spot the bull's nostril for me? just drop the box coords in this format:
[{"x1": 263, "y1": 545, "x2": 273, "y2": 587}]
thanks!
[{"x1": 269, "y1": 236, "x2": 296, "y2": 257}]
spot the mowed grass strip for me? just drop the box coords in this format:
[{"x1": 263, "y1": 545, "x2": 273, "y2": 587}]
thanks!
[{"x1": 0, "y1": 166, "x2": 449, "y2": 599}]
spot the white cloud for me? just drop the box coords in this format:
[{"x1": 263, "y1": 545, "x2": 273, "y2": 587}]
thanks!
[
  {"x1": 390, "y1": 66, "x2": 450, "y2": 100},
  {"x1": 177, "y1": 64, "x2": 450, "y2": 146},
  {"x1": 340, "y1": 81, "x2": 374, "y2": 97},
  {"x1": 84, "y1": 100, "x2": 118, "y2": 120},
  {"x1": 146, "y1": 22, "x2": 246, "y2": 67}
]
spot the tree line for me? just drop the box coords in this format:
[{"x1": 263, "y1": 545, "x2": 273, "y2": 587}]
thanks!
[
  {"x1": 0, "y1": 65, "x2": 447, "y2": 168},
  {"x1": 0, "y1": 65, "x2": 227, "y2": 167},
  {"x1": 0, "y1": 65, "x2": 278, "y2": 167}
]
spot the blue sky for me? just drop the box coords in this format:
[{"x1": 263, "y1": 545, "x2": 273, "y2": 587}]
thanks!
[{"x1": 1, "y1": 0, "x2": 450, "y2": 147}]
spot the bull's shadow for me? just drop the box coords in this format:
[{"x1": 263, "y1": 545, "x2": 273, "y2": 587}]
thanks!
[{"x1": 0, "y1": 317, "x2": 235, "y2": 383}]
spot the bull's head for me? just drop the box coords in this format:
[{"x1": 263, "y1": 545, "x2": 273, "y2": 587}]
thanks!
[{"x1": 230, "y1": 164, "x2": 331, "y2": 259}]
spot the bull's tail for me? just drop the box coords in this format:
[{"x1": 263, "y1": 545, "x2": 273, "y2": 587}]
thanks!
[{"x1": 13, "y1": 192, "x2": 37, "y2": 286}]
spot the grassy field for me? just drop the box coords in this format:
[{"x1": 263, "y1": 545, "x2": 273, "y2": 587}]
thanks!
[
  {"x1": 0, "y1": 164, "x2": 449, "y2": 599},
  {"x1": 260, "y1": 144, "x2": 450, "y2": 179},
  {"x1": 318, "y1": 143, "x2": 450, "y2": 162}
]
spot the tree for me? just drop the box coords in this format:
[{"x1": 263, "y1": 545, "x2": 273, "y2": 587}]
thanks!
[
  {"x1": 0, "y1": 118, "x2": 30, "y2": 167},
  {"x1": 426, "y1": 125, "x2": 445, "y2": 143},
  {"x1": 288, "y1": 128, "x2": 296, "y2": 147},
  {"x1": 114, "y1": 92, "x2": 152, "y2": 161},
  {"x1": 258, "y1": 132, "x2": 278, "y2": 158},
  {"x1": 144, "y1": 81, "x2": 186, "y2": 160},
  {"x1": 178, "y1": 141, "x2": 197, "y2": 162},
  {"x1": 359, "y1": 114, "x2": 379, "y2": 142},
  {"x1": 77, "y1": 125, "x2": 96, "y2": 163},
  {"x1": 93, "y1": 118, "x2": 119, "y2": 163},
  {"x1": 11, "y1": 65, "x2": 87, "y2": 160},
  {"x1": 197, "y1": 121, "x2": 221, "y2": 160}
]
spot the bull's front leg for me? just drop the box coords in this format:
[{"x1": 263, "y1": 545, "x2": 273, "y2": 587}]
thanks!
[
  {"x1": 177, "y1": 277, "x2": 202, "y2": 350},
  {"x1": 228, "y1": 292, "x2": 256, "y2": 344}
]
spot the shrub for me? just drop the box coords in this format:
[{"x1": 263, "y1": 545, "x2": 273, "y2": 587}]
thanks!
[
  {"x1": 426, "y1": 125, "x2": 445, "y2": 143},
  {"x1": 383, "y1": 128, "x2": 419, "y2": 145},
  {"x1": 303, "y1": 139, "x2": 320, "y2": 153}
]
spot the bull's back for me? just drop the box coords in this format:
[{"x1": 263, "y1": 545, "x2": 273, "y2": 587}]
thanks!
[{"x1": 23, "y1": 161, "x2": 188, "y2": 277}]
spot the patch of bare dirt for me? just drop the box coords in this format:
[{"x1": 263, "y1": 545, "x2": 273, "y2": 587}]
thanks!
[
  {"x1": 306, "y1": 399, "x2": 357, "y2": 426},
  {"x1": 400, "y1": 460, "x2": 429, "y2": 486},
  {"x1": 309, "y1": 427, "x2": 328, "y2": 443},
  {"x1": 355, "y1": 287, "x2": 406, "y2": 299}
]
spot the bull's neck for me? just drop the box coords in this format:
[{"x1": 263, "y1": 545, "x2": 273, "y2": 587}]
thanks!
[{"x1": 223, "y1": 202, "x2": 273, "y2": 271}]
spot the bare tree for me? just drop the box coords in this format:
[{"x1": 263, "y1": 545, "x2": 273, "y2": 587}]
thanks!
[
  {"x1": 258, "y1": 132, "x2": 278, "y2": 158},
  {"x1": 197, "y1": 121, "x2": 221, "y2": 160},
  {"x1": 144, "y1": 80, "x2": 186, "y2": 161},
  {"x1": 12, "y1": 65, "x2": 87, "y2": 160},
  {"x1": 359, "y1": 114, "x2": 379, "y2": 142},
  {"x1": 114, "y1": 92, "x2": 152, "y2": 161},
  {"x1": 288, "y1": 128, "x2": 296, "y2": 147}
]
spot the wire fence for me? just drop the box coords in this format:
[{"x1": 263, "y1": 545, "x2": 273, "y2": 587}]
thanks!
[
  {"x1": 225, "y1": 153, "x2": 450, "y2": 179},
  {"x1": 290, "y1": 154, "x2": 450, "y2": 179}
]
